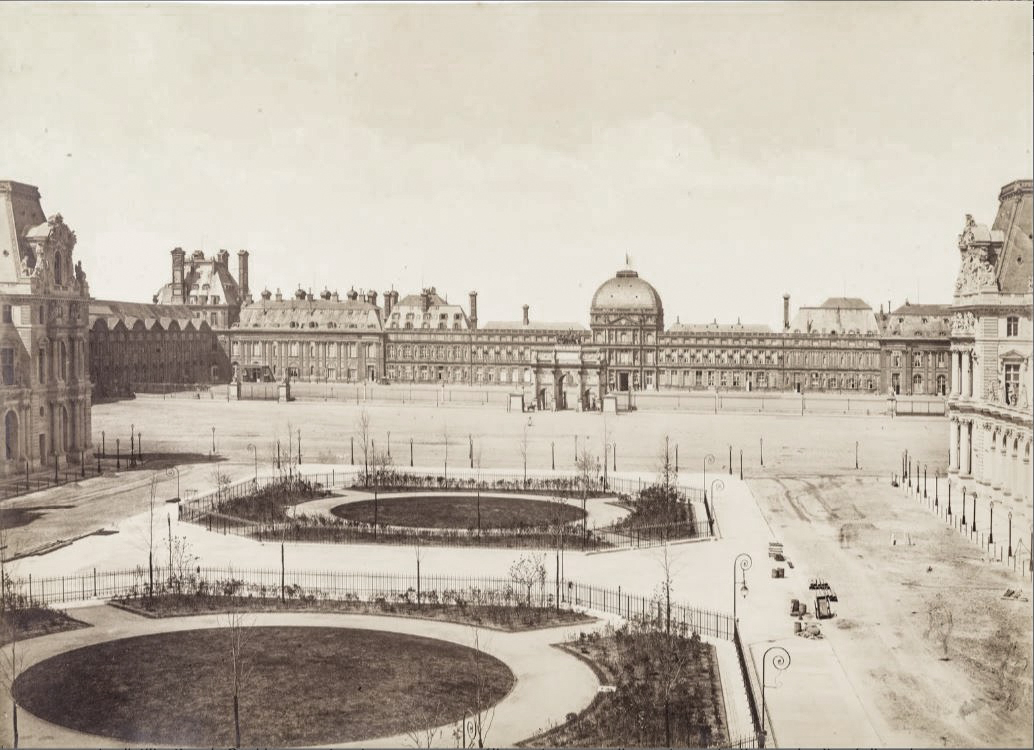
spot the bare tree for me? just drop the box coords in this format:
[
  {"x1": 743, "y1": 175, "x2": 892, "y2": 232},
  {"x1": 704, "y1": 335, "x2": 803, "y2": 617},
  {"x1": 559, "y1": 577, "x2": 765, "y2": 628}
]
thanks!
[
  {"x1": 574, "y1": 448, "x2": 600, "y2": 542},
  {"x1": 357, "y1": 410, "x2": 372, "y2": 486},
  {"x1": 223, "y1": 592, "x2": 255, "y2": 748},
  {"x1": 442, "y1": 420, "x2": 450, "y2": 482},
  {"x1": 147, "y1": 473, "x2": 159, "y2": 599},
  {"x1": 655, "y1": 542, "x2": 675, "y2": 636},
  {"x1": 0, "y1": 620, "x2": 24, "y2": 749},
  {"x1": 405, "y1": 659, "x2": 444, "y2": 748},
  {"x1": 658, "y1": 435, "x2": 677, "y2": 493},
  {"x1": 510, "y1": 553, "x2": 547, "y2": 608},
  {"x1": 465, "y1": 628, "x2": 496, "y2": 748}
]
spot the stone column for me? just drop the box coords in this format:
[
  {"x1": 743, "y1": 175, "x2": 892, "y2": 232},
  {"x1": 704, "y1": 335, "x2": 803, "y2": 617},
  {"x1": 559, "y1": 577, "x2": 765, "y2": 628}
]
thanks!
[
  {"x1": 949, "y1": 419, "x2": 959, "y2": 472},
  {"x1": 960, "y1": 351, "x2": 970, "y2": 399},
  {"x1": 993, "y1": 431, "x2": 1005, "y2": 494},
  {"x1": 1004, "y1": 435, "x2": 1015, "y2": 498},
  {"x1": 960, "y1": 420, "x2": 972, "y2": 477}
]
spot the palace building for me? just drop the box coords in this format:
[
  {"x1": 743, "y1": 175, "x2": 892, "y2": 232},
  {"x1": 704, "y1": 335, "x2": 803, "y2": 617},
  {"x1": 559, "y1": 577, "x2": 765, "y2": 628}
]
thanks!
[
  {"x1": 947, "y1": 179, "x2": 1033, "y2": 510},
  {"x1": 1, "y1": 180, "x2": 93, "y2": 476},
  {"x1": 224, "y1": 259, "x2": 939, "y2": 409}
]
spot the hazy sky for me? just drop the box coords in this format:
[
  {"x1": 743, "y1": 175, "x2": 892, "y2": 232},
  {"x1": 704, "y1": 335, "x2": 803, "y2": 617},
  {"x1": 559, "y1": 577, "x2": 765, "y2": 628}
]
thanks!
[{"x1": 2, "y1": 2, "x2": 1031, "y2": 328}]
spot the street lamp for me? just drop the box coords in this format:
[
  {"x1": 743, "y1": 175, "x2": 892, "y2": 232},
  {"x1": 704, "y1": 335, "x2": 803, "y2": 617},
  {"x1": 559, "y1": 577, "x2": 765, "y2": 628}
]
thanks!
[
  {"x1": 732, "y1": 552, "x2": 751, "y2": 624},
  {"x1": 166, "y1": 466, "x2": 180, "y2": 501},
  {"x1": 247, "y1": 443, "x2": 258, "y2": 482},
  {"x1": 703, "y1": 453, "x2": 715, "y2": 502},
  {"x1": 960, "y1": 486, "x2": 967, "y2": 527},
  {"x1": 709, "y1": 478, "x2": 725, "y2": 536},
  {"x1": 1007, "y1": 511, "x2": 1013, "y2": 558},
  {"x1": 971, "y1": 491, "x2": 977, "y2": 534},
  {"x1": 211, "y1": 426, "x2": 216, "y2": 455},
  {"x1": 988, "y1": 499, "x2": 996, "y2": 546},
  {"x1": 761, "y1": 646, "x2": 791, "y2": 743}
]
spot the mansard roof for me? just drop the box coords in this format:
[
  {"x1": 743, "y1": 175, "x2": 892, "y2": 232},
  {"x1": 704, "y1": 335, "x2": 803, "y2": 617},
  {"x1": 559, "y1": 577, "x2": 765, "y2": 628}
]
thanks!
[
  {"x1": 89, "y1": 300, "x2": 208, "y2": 332},
  {"x1": 238, "y1": 298, "x2": 382, "y2": 331}
]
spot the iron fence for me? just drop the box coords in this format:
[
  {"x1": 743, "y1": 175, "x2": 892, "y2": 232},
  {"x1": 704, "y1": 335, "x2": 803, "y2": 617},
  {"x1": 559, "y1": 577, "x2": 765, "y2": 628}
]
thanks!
[{"x1": 733, "y1": 623, "x2": 765, "y2": 746}]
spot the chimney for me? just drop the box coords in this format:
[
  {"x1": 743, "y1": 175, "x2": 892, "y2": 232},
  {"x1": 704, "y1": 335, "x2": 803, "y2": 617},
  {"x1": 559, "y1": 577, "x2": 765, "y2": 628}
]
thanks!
[
  {"x1": 260, "y1": 288, "x2": 272, "y2": 301},
  {"x1": 237, "y1": 250, "x2": 250, "y2": 302},
  {"x1": 367, "y1": 290, "x2": 378, "y2": 306},
  {"x1": 469, "y1": 291, "x2": 478, "y2": 330},
  {"x1": 320, "y1": 287, "x2": 332, "y2": 300},
  {"x1": 383, "y1": 289, "x2": 394, "y2": 317},
  {"x1": 274, "y1": 288, "x2": 283, "y2": 302},
  {"x1": 522, "y1": 304, "x2": 529, "y2": 326},
  {"x1": 347, "y1": 287, "x2": 359, "y2": 301},
  {"x1": 782, "y1": 293, "x2": 790, "y2": 331},
  {"x1": 331, "y1": 290, "x2": 340, "y2": 302},
  {"x1": 171, "y1": 247, "x2": 186, "y2": 303},
  {"x1": 217, "y1": 249, "x2": 230, "y2": 268}
]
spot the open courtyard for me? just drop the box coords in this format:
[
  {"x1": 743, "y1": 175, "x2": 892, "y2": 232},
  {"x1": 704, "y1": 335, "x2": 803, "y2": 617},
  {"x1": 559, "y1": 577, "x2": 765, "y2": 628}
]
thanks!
[{"x1": 0, "y1": 395, "x2": 1029, "y2": 748}]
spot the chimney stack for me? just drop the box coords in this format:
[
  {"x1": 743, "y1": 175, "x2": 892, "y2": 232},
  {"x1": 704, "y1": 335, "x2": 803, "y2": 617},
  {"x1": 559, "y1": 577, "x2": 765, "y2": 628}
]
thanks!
[
  {"x1": 237, "y1": 250, "x2": 251, "y2": 302},
  {"x1": 383, "y1": 290, "x2": 394, "y2": 317},
  {"x1": 469, "y1": 291, "x2": 478, "y2": 330},
  {"x1": 217, "y1": 249, "x2": 230, "y2": 268},
  {"x1": 275, "y1": 288, "x2": 283, "y2": 302},
  {"x1": 171, "y1": 247, "x2": 186, "y2": 304},
  {"x1": 782, "y1": 293, "x2": 790, "y2": 331},
  {"x1": 522, "y1": 304, "x2": 529, "y2": 326},
  {"x1": 367, "y1": 290, "x2": 378, "y2": 307}
]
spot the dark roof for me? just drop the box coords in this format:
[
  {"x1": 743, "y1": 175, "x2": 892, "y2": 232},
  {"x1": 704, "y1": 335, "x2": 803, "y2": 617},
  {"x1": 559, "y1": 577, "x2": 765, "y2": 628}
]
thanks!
[
  {"x1": 992, "y1": 179, "x2": 1033, "y2": 294},
  {"x1": 888, "y1": 302, "x2": 953, "y2": 316},
  {"x1": 816, "y1": 297, "x2": 872, "y2": 310}
]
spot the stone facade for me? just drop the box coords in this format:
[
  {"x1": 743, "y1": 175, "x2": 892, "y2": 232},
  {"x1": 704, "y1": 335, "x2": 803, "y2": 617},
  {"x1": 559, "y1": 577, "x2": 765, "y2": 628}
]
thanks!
[
  {"x1": 1, "y1": 181, "x2": 92, "y2": 476},
  {"x1": 89, "y1": 300, "x2": 226, "y2": 399},
  {"x1": 947, "y1": 179, "x2": 1033, "y2": 515},
  {"x1": 877, "y1": 302, "x2": 954, "y2": 396}
]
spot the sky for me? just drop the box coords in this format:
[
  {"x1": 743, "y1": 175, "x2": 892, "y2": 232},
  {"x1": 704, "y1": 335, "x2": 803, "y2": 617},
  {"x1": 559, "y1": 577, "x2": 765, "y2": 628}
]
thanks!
[{"x1": 1, "y1": 2, "x2": 1031, "y2": 328}]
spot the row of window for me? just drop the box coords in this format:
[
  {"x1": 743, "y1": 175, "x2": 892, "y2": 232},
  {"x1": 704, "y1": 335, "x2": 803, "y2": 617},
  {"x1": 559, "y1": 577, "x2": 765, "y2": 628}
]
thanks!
[
  {"x1": 232, "y1": 340, "x2": 377, "y2": 358},
  {"x1": 887, "y1": 351, "x2": 951, "y2": 369}
]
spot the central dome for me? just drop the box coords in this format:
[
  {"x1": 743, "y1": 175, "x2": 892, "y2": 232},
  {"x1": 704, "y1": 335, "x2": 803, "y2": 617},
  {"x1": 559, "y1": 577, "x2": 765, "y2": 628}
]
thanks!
[{"x1": 590, "y1": 268, "x2": 663, "y2": 312}]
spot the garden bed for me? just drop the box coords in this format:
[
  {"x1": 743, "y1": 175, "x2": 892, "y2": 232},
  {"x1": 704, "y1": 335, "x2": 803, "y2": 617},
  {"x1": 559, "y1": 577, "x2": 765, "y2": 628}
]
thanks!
[
  {"x1": 522, "y1": 625, "x2": 728, "y2": 747},
  {"x1": 111, "y1": 593, "x2": 595, "y2": 632},
  {"x1": 13, "y1": 626, "x2": 514, "y2": 746},
  {"x1": 330, "y1": 494, "x2": 584, "y2": 529},
  {"x1": 0, "y1": 606, "x2": 90, "y2": 645}
]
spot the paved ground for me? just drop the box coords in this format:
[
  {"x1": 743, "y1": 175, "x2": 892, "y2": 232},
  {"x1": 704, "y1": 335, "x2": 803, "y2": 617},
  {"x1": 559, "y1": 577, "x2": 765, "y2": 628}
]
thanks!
[{"x1": 1, "y1": 398, "x2": 1030, "y2": 748}]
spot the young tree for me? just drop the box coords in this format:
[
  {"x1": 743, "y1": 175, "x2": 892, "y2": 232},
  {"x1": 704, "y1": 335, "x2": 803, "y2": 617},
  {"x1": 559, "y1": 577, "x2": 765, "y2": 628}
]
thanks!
[
  {"x1": 0, "y1": 619, "x2": 24, "y2": 749},
  {"x1": 223, "y1": 591, "x2": 255, "y2": 748},
  {"x1": 574, "y1": 448, "x2": 600, "y2": 542},
  {"x1": 465, "y1": 628, "x2": 496, "y2": 748},
  {"x1": 147, "y1": 473, "x2": 158, "y2": 599},
  {"x1": 356, "y1": 410, "x2": 372, "y2": 486},
  {"x1": 510, "y1": 553, "x2": 547, "y2": 608},
  {"x1": 658, "y1": 435, "x2": 677, "y2": 494}
]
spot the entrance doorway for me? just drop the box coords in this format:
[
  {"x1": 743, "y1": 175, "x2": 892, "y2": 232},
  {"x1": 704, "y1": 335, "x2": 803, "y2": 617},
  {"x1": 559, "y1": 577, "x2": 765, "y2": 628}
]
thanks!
[{"x1": 618, "y1": 372, "x2": 629, "y2": 391}]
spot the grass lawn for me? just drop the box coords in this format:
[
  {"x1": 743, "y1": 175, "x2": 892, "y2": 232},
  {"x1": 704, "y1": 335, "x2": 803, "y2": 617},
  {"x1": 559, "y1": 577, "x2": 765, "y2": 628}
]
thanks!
[
  {"x1": 522, "y1": 628, "x2": 728, "y2": 747},
  {"x1": 112, "y1": 593, "x2": 595, "y2": 631},
  {"x1": 330, "y1": 494, "x2": 584, "y2": 529},
  {"x1": 13, "y1": 626, "x2": 514, "y2": 747}
]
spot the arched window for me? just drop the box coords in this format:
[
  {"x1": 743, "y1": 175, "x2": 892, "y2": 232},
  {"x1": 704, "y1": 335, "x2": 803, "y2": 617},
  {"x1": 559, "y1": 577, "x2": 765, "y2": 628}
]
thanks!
[
  {"x1": 912, "y1": 373, "x2": 923, "y2": 394},
  {"x1": 936, "y1": 374, "x2": 946, "y2": 396},
  {"x1": 4, "y1": 410, "x2": 18, "y2": 461},
  {"x1": 53, "y1": 252, "x2": 63, "y2": 285}
]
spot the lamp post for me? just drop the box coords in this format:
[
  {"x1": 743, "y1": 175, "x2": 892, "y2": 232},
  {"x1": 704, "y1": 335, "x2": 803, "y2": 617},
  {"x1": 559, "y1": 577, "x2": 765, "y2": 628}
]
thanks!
[
  {"x1": 1007, "y1": 511, "x2": 1013, "y2": 558},
  {"x1": 703, "y1": 453, "x2": 715, "y2": 502},
  {"x1": 946, "y1": 480, "x2": 951, "y2": 516},
  {"x1": 728, "y1": 444, "x2": 732, "y2": 476},
  {"x1": 960, "y1": 486, "x2": 967, "y2": 527},
  {"x1": 761, "y1": 646, "x2": 791, "y2": 744},
  {"x1": 971, "y1": 491, "x2": 977, "y2": 534},
  {"x1": 739, "y1": 449, "x2": 743, "y2": 480},
  {"x1": 988, "y1": 500, "x2": 995, "y2": 546},
  {"x1": 166, "y1": 466, "x2": 180, "y2": 501},
  {"x1": 709, "y1": 478, "x2": 724, "y2": 536},
  {"x1": 923, "y1": 464, "x2": 927, "y2": 498},
  {"x1": 211, "y1": 426, "x2": 216, "y2": 455},
  {"x1": 129, "y1": 423, "x2": 136, "y2": 469},
  {"x1": 247, "y1": 443, "x2": 257, "y2": 482},
  {"x1": 732, "y1": 552, "x2": 751, "y2": 624}
]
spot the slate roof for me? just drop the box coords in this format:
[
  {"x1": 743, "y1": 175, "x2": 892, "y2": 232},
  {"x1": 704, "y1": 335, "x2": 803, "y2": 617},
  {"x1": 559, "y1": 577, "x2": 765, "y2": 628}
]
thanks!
[
  {"x1": 89, "y1": 300, "x2": 206, "y2": 331},
  {"x1": 991, "y1": 179, "x2": 1033, "y2": 294},
  {"x1": 237, "y1": 299, "x2": 381, "y2": 331}
]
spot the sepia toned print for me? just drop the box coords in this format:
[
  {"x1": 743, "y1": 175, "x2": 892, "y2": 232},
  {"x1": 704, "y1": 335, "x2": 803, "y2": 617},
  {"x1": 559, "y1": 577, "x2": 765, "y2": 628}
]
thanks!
[{"x1": 0, "y1": 2, "x2": 1031, "y2": 748}]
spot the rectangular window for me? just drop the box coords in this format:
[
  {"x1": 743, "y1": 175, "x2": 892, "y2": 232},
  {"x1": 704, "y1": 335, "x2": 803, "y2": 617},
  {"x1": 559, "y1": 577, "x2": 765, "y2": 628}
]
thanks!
[
  {"x1": 1005, "y1": 363, "x2": 1020, "y2": 405},
  {"x1": 1, "y1": 348, "x2": 14, "y2": 385},
  {"x1": 1, "y1": 305, "x2": 11, "y2": 324},
  {"x1": 1006, "y1": 317, "x2": 1019, "y2": 337}
]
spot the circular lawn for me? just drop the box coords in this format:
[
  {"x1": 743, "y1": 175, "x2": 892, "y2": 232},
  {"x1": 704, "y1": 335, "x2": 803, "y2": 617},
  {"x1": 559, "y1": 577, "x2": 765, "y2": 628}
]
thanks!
[
  {"x1": 14, "y1": 626, "x2": 514, "y2": 747},
  {"x1": 331, "y1": 493, "x2": 585, "y2": 528}
]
